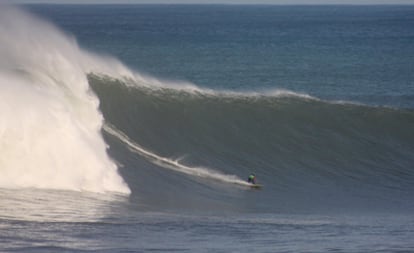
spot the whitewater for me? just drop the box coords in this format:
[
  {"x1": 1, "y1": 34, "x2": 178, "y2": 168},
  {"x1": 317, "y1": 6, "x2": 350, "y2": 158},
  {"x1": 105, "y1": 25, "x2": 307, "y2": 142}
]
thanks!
[{"x1": 0, "y1": 6, "x2": 133, "y2": 193}]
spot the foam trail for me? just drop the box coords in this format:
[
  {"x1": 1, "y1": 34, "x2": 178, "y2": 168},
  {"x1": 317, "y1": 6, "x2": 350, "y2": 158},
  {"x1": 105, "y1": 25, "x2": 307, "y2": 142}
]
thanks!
[
  {"x1": 0, "y1": 6, "x2": 130, "y2": 193},
  {"x1": 103, "y1": 124, "x2": 251, "y2": 187}
]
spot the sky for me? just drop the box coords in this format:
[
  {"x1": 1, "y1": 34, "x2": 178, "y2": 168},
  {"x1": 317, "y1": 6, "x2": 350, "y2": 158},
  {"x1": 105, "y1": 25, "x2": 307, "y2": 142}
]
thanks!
[{"x1": 2, "y1": 0, "x2": 414, "y2": 4}]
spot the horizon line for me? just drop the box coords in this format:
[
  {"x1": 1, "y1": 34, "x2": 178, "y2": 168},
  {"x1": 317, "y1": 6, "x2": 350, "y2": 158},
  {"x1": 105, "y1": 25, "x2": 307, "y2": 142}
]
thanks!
[{"x1": 13, "y1": 2, "x2": 414, "y2": 5}]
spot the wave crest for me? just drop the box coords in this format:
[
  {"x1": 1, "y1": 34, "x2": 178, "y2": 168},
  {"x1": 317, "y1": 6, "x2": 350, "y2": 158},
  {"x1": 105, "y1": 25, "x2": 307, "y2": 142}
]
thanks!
[{"x1": 0, "y1": 6, "x2": 130, "y2": 193}]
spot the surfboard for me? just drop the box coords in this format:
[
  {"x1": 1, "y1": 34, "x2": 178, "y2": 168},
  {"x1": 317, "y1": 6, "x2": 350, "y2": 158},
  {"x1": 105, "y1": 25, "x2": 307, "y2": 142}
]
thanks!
[{"x1": 249, "y1": 184, "x2": 262, "y2": 189}]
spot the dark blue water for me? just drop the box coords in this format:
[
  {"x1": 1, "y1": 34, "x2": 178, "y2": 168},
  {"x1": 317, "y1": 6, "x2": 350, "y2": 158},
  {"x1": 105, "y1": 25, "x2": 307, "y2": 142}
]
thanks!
[{"x1": 1, "y1": 4, "x2": 414, "y2": 252}]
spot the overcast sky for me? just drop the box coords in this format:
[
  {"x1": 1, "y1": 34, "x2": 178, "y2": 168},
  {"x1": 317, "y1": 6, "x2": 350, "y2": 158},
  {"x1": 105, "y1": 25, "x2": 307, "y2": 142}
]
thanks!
[{"x1": 2, "y1": 0, "x2": 414, "y2": 4}]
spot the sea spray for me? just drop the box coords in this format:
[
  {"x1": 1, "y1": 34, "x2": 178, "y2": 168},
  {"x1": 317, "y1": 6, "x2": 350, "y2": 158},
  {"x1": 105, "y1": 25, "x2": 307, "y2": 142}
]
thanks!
[{"x1": 0, "y1": 6, "x2": 130, "y2": 193}]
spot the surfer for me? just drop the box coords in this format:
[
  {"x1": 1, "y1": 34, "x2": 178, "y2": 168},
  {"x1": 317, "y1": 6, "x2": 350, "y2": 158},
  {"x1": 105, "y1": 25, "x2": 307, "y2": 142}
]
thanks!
[{"x1": 247, "y1": 173, "x2": 256, "y2": 184}]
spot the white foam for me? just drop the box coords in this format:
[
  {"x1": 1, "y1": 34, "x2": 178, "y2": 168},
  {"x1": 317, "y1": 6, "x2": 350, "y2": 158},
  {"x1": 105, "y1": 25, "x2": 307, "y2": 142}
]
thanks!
[
  {"x1": 0, "y1": 6, "x2": 130, "y2": 194},
  {"x1": 118, "y1": 69, "x2": 317, "y2": 101}
]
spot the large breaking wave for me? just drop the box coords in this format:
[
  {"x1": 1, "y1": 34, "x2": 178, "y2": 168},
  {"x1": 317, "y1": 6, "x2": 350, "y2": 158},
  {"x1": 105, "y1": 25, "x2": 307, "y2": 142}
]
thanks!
[
  {"x1": 2, "y1": 5, "x2": 414, "y2": 212},
  {"x1": 0, "y1": 6, "x2": 130, "y2": 193}
]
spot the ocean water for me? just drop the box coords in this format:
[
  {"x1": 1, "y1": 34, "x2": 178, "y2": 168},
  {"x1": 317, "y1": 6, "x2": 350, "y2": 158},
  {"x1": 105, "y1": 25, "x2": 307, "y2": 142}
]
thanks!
[{"x1": 1, "y1": 4, "x2": 414, "y2": 252}]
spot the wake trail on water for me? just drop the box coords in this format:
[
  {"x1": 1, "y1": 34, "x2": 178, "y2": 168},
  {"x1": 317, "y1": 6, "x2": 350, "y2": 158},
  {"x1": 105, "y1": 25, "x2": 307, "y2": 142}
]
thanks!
[{"x1": 103, "y1": 123, "x2": 251, "y2": 187}]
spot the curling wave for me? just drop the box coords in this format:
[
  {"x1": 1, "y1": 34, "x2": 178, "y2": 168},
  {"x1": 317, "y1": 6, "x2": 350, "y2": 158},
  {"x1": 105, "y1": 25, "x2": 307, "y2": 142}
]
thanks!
[{"x1": 0, "y1": 6, "x2": 130, "y2": 193}]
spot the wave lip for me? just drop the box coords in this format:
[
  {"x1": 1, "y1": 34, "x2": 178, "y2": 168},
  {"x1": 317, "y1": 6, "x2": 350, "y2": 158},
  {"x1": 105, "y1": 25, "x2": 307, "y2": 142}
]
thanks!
[{"x1": 0, "y1": 6, "x2": 130, "y2": 194}]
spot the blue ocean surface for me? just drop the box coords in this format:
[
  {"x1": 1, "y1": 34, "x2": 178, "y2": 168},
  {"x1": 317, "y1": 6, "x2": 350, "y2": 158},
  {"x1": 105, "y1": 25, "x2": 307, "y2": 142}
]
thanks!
[{"x1": 0, "y1": 4, "x2": 414, "y2": 252}]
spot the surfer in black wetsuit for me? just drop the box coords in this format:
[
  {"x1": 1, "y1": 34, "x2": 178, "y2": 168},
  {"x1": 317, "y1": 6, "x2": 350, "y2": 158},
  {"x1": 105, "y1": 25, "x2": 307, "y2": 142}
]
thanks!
[{"x1": 247, "y1": 173, "x2": 256, "y2": 184}]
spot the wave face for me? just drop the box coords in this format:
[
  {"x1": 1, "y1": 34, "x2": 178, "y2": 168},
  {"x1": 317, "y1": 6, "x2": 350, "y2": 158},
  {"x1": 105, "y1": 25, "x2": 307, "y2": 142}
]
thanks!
[
  {"x1": 0, "y1": 6, "x2": 130, "y2": 193},
  {"x1": 91, "y1": 75, "x2": 414, "y2": 212},
  {"x1": 2, "y1": 5, "x2": 413, "y2": 213}
]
